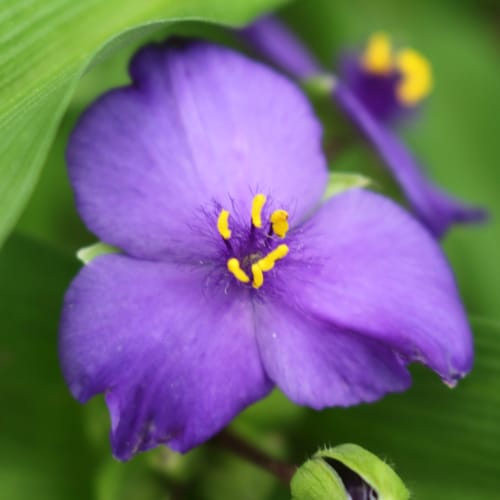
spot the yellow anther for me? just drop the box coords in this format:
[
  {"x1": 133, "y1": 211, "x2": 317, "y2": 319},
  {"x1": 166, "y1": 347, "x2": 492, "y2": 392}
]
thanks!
[
  {"x1": 270, "y1": 209, "x2": 289, "y2": 238},
  {"x1": 228, "y1": 245, "x2": 289, "y2": 289},
  {"x1": 396, "y1": 48, "x2": 433, "y2": 105},
  {"x1": 251, "y1": 263, "x2": 264, "y2": 289},
  {"x1": 362, "y1": 32, "x2": 393, "y2": 75},
  {"x1": 256, "y1": 244, "x2": 289, "y2": 272},
  {"x1": 251, "y1": 194, "x2": 267, "y2": 228},
  {"x1": 217, "y1": 209, "x2": 231, "y2": 240},
  {"x1": 249, "y1": 244, "x2": 289, "y2": 288},
  {"x1": 227, "y1": 258, "x2": 250, "y2": 283}
]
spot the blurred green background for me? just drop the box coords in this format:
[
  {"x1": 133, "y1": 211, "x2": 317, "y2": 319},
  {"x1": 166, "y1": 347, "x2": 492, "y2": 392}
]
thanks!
[{"x1": 1, "y1": 0, "x2": 499, "y2": 498}]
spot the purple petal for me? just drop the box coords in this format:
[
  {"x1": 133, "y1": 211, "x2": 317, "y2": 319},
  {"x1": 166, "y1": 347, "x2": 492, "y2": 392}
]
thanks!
[
  {"x1": 334, "y1": 83, "x2": 486, "y2": 237},
  {"x1": 67, "y1": 42, "x2": 327, "y2": 258},
  {"x1": 240, "y1": 17, "x2": 321, "y2": 79},
  {"x1": 281, "y1": 189, "x2": 473, "y2": 385},
  {"x1": 254, "y1": 298, "x2": 411, "y2": 408},
  {"x1": 59, "y1": 255, "x2": 271, "y2": 460},
  {"x1": 340, "y1": 54, "x2": 406, "y2": 125}
]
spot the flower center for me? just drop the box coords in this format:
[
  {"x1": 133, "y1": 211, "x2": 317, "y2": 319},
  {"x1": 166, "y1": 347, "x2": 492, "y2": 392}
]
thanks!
[
  {"x1": 361, "y1": 32, "x2": 433, "y2": 106},
  {"x1": 216, "y1": 193, "x2": 289, "y2": 289}
]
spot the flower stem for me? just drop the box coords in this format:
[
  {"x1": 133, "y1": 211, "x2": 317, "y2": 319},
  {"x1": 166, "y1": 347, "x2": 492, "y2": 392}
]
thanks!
[{"x1": 213, "y1": 429, "x2": 296, "y2": 485}]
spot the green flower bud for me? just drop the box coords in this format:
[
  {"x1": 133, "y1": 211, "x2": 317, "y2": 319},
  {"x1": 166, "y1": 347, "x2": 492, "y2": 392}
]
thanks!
[{"x1": 291, "y1": 443, "x2": 409, "y2": 500}]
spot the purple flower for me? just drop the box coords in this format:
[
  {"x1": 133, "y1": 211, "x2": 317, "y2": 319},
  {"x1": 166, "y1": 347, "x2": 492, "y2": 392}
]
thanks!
[
  {"x1": 240, "y1": 18, "x2": 486, "y2": 237},
  {"x1": 340, "y1": 32, "x2": 432, "y2": 126},
  {"x1": 60, "y1": 42, "x2": 472, "y2": 461}
]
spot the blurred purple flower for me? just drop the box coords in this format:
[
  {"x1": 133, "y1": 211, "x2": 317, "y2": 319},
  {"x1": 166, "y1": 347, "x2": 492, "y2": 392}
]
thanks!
[
  {"x1": 240, "y1": 18, "x2": 486, "y2": 238},
  {"x1": 60, "y1": 42, "x2": 472, "y2": 461},
  {"x1": 340, "y1": 32, "x2": 433, "y2": 126}
]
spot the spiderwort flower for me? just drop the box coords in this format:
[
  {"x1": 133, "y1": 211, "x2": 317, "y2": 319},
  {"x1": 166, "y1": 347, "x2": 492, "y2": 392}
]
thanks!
[
  {"x1": 240, "y1": 17, "x2": 486, "y2": 237},
  {"x1": 60, "y1": 42, "x2": 473, "y2": 461},
  {"x1": 341, "y1": 32, "x2": 432, "y2": 125}
]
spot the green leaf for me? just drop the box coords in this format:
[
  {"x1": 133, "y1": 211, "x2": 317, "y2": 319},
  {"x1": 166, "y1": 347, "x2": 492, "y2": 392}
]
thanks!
[
  {"x1": 0, "y1": 0, "x2": 288, "y2": 249},
  {"x1": 0, "y1": 233, "x2": 92, "y2": 499}
]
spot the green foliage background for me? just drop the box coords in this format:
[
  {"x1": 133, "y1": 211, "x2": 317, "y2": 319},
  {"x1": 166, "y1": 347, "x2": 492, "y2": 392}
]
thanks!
[{"x1": 1, "y1": 0, "x2": 499, "y2": 498}]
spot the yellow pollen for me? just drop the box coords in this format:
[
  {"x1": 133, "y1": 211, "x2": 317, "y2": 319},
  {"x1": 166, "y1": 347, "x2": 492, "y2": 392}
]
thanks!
[
  {"x1": 250, "y1": 244, "x2": 289, "y2": 288},
  {"x1": 395, "y1": 48, "x2": 433, "y2": 106},
  {"x1": 362, "y1": 32, "x2": 393, "y2": 75},
  {"x1": 251, "y1": 263, "x2": 264, "y2": 289},
  {"x1": 251, "y1": 194, "x2": 267, "y2": 228},
  {"x1": 217, "y1": 209, "x2": 231, "y2": 240},
  {"x1": 270, "y1": 209, "x2": 289, "y2": 238},
  {"x1": 257, "y1": 244, "x2": 289, "y2": 272},
  {"x1": 227, "y1": 258, "x2": 250, "y2": 283},
  {"x1": 225, "y1": 194, "x2": 290, "y2": 289}
]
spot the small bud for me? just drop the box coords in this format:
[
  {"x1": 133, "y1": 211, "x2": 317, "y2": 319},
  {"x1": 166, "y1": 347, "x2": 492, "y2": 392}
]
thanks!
[{"x1": 291, "y1": 443, "x2": 409, "y2": 500}]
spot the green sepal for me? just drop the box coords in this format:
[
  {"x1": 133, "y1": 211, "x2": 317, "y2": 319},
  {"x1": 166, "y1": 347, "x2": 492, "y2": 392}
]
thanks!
[
  {"x1": 323, "y1": 172, "x2": 372, "y2": 200},
  {"x1": 291, "y1": 443, "x2": 410, "y2": 500},
  {"x1": 291, "y1": 457, "x2": 347, "y2": 500},
  {"x1": 76, "y1": 242, "x2": 121, "y2": 265}
]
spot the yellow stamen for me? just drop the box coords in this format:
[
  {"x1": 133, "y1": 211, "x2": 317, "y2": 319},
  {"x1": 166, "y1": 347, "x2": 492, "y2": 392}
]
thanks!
[
  {"x1": 227, "y1": 258, "x2": 250, "y2": 283},
  {"x1": 217, "y1": 209, "x2": 231, "y2": 240},
  {"x1": 395, "y1": 48, "x2": 433, "y2": 105},
  {"x1": 250, "y1": 244, "x2": 289, "y2": 288},
  {"x1": 362, "y1": 32, "x2": 393, "y2": 75},
  {"x1": 270, "y1": 209, "x2": 289, "y2": 238},
  {"x1": 251, "y1": 263, "x2": 264, "y2": 289},
  {"x1": 251, "y1": 194, "x2": 267, "y2": 228},
  {"x1": 256, "y1": 244, "x2": 289, "y2": 272}
]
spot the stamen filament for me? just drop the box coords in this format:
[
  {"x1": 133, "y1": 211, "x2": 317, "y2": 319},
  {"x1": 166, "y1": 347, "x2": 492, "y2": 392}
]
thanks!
[
  {"x1": 227, "y1": 258, "x2": 250, "y2": 283},
  {"x1": 362, "y1": 32, "x2": 393, "y2": 75},
  {"x1": 270, "y1": 209, "x2": 289, "y2": 238},
  {"x1": 251, "y1": 194, "x2": 267, "y2": 228},
  {"x1": 217, "y1": 209, "x2": 232, "y2": 240}
]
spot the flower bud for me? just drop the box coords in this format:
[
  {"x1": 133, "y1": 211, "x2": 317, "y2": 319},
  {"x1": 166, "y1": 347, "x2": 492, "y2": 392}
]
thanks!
[{"x1": 291, "y1": 443, "x2": 409, "y2": 500}]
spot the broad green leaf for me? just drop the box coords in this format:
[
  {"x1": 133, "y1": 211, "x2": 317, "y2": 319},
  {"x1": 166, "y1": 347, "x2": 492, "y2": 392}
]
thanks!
[
  {"x1": 16, "y1": 24, "x2": 235, "y2": 253},
  {"x1": 0, "y1": 233, "x2": 91, "y2": 499},
  {"x1": 0, "y1": 0, "x2": 288, "y2": 249}
]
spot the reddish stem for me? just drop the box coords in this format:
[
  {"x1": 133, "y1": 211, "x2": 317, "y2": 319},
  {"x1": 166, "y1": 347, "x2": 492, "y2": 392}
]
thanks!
[{"x1": 213, "y1": 429, "x2": 296, "y2": 485}]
